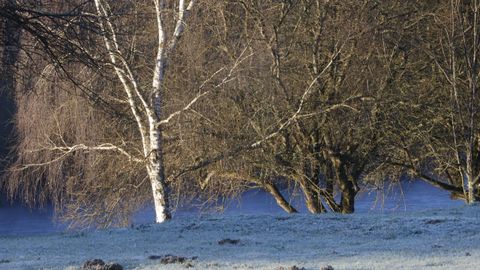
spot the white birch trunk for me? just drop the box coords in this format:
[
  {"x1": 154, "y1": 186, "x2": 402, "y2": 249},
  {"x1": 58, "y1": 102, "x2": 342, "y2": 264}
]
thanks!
[
  {"x1": 146, "y1": 0, "x2": 194, "y2": 222},
  {"x1": 467, "y1": 179, "x2": 476, "y2": 204},
  {"x1": 148, "y1": 89, "x2": 171, "y2": 222},
  {"x1": 95, "y1": 0, "x2": 194, "y2": 223},
  {"x1": 147, "y1": 115, "x2": 171, "y2": 222}
]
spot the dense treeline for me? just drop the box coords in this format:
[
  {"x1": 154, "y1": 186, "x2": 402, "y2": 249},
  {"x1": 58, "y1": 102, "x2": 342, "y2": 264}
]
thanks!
[{"x1": 0, "y1": 0, "x2": 479, "y2": 227}]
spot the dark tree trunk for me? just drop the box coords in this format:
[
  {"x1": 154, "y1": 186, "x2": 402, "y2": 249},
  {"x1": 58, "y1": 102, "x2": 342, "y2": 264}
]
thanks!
[
  {"x1": 332, "y1": 158, "x2": 357, "y2": 214},
  {"x1": 263, "y1": 182, "x2": 298, "y2": 214},
  {"x1": 338, "y1": 166, "x2": 357, "y2": 214},
  {"x1": 0, "y1": 0, "x2": 21, "y2": 172},
  {"x1": 340, "y1": 182, "x2": 356, "y2": 214}
]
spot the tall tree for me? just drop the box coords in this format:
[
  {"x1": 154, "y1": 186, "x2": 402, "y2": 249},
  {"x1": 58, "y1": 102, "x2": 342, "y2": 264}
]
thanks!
[{"x1": 0, "y1": 0, "x2": 21, "y2": 171}]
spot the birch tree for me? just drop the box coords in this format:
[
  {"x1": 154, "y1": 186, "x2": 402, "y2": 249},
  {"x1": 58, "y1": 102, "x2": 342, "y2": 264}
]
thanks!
[{"x1": 6, "y1": 0, "x2": 252, "y2": 226}]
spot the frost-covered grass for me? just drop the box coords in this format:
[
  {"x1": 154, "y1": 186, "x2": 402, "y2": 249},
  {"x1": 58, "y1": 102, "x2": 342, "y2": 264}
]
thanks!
[{"x1": 1, "y1": 205, "x2": 480, "y2": 270}]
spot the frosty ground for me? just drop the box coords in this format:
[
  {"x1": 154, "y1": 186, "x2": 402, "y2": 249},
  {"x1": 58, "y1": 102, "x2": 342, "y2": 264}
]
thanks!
[{"x1": 1, "y1": 205, "x2": 480, "y2": 270}]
